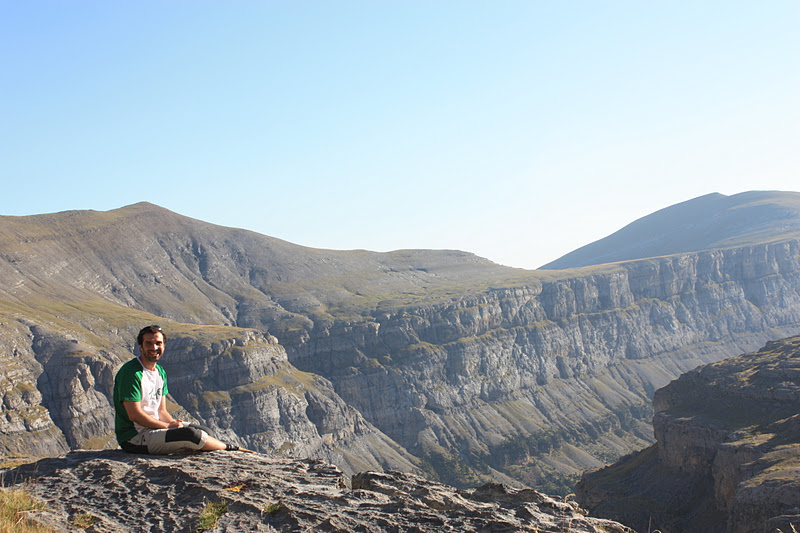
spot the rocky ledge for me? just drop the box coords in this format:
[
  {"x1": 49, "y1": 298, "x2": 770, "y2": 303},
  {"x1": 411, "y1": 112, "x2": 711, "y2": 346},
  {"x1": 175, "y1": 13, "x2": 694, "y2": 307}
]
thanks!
[
  {"x1": 3, "y1": 450, "x2": 633, "y2": 532},
  {"x1": 576, "y1": 335, "x2": 800, "y2": 533}
]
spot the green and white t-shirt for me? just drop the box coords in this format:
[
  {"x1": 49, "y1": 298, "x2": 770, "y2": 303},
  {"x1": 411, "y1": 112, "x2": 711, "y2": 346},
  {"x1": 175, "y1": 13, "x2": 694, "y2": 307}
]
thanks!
[{"x1": 113, "y1": 357, "x2": 169, "y2": 444}]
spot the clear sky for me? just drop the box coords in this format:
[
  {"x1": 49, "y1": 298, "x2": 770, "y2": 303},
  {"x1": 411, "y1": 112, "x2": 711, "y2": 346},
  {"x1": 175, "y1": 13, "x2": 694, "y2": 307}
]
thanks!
[{"x1": 2, "y1": 1, "x2": 798, "y2": 269}]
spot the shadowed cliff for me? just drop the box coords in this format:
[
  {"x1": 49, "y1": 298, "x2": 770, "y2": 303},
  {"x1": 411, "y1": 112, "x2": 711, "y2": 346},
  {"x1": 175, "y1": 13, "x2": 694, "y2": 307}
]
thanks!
[{"x1": 576, "y1": 335, "x2": 800, "y2": 533}]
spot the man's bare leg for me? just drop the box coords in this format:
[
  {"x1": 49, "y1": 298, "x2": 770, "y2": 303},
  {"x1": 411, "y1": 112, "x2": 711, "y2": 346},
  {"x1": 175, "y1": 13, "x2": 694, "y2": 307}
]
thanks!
[{"x1": 202, "y1": 435, "x2": 233, "y2": 451}]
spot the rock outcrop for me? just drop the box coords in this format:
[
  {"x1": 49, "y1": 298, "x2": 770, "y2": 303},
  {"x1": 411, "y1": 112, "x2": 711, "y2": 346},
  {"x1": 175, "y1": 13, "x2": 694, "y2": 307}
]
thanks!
[
  {"x1": 2, "y1": 450, "x2": 634, "y2": 533},
  {"x1": 576, "y1": 335, "x2": 800, "y2": 533}
]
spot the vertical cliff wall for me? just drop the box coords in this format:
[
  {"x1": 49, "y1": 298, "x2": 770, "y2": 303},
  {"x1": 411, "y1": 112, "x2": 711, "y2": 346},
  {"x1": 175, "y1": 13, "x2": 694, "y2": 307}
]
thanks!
[
  {"x1": 0, "y1": 319, "x2": 421, "y2": 477},
  {"x1": 283, "y1": 241, "x2": 800, "y2": 490},
  {"x1": 576, "y1": 335, "x2": 800, "y2": 533}
]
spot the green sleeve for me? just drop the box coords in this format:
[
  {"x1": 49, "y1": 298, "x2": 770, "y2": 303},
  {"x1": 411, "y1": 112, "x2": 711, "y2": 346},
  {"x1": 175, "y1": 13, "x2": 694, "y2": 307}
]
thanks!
[
  {"x1": 114, "y1": 358, "x2": 144, "y2": 445},
  {"x1": 157, "y1": 364, "x2": 168, "y2": 396},
  {"x1": 116, "y1": 363, "x2": 143, "y2": 402}
]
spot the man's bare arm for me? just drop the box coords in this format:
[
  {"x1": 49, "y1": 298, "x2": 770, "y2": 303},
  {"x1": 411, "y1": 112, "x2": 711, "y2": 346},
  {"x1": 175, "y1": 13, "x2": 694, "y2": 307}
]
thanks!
[
  {"x1": 157, "y1": 396, "x2": 182, "y2": 426},
  {"x1": 123, "y1": 400, "x2": 182, "y2": 429}
]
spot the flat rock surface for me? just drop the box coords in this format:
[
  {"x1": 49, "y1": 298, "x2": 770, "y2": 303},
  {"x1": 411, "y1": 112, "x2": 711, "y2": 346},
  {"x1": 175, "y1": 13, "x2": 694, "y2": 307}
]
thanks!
[{"x1": 3, "y1": 450, "x2": 633, "y2": 532}]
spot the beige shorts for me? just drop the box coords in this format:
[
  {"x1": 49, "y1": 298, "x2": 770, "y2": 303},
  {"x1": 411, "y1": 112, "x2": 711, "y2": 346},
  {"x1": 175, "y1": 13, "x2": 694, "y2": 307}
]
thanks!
[{"x1": 128, "y1": 426, "x2": 209, "y2": 455}]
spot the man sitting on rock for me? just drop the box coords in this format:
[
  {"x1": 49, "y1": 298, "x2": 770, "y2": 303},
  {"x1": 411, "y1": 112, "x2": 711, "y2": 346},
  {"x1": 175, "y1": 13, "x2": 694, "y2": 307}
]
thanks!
[{"x1": 114, "y1": 325, "x2": 239, "y2": 454}]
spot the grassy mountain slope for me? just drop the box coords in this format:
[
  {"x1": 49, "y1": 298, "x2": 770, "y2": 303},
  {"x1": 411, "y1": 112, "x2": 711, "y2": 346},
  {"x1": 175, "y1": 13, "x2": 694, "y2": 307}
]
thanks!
[
  {"x1": 0, "y1": 202, "x2": 549, "y2": 330},
  {"x1": 541, "y1": 191, "x2": 800, "y2": 269}
]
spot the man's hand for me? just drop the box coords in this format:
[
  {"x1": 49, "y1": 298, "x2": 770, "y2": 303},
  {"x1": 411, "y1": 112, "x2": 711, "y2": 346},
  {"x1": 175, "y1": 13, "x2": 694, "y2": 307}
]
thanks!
[{"x1": 167, "y1": 419, "x2": 184, "y2": 429}]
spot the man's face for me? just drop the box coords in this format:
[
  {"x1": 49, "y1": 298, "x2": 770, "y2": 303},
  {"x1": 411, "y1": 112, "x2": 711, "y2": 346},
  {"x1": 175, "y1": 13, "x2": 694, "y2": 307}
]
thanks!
[{"x1": 139, "y1": 331, "x2": 165, "y2": 365}]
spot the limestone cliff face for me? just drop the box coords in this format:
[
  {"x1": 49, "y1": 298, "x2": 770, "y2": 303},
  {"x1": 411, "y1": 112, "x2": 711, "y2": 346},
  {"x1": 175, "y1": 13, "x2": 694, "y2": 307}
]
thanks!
[
  {"x1": 575, "y1": 335, "x2": 800, "y2": 533},
  {"x1": 156, "y1": 329, "x2": 421, "y2": 474},
  {"x1": 0, "y1": 322, "x2": 420, "y2": 477},
  {"x1": 285, "y1": 241, "x2": 800, "y2": 489},
  {"x1": 0, "y1": 321, "x2": 116, "y2": 457}
]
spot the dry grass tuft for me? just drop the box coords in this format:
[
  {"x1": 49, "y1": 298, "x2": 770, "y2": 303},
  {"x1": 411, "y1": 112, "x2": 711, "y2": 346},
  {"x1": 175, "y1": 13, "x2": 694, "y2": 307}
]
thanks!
[
  {"x1": 0, "y1": 487, "x2": 51, "y2": 533},
  {"x1": 197, "y1": 500, "x2": 228, "y2": 531}
]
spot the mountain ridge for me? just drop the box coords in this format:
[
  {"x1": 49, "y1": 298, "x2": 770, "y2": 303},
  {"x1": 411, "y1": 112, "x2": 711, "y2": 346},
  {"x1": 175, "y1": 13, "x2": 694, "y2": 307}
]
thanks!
[{"x1": 541, "y1": 190, "x2": 800, "y2": 269}]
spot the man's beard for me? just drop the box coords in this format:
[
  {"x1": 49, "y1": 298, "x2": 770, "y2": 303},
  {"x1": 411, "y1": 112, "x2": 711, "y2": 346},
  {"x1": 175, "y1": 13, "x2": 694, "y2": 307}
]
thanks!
[{"x1": 142, "y1": 350, "x2": 161, "y2": 364}]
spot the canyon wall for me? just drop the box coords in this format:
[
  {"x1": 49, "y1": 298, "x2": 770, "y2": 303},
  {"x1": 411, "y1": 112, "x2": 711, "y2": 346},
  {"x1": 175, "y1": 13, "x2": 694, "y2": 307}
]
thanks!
[
  {"x1": 576, "y1": 335, "x2": 800, "y2": 533},
  {"x1": 0, "y1": 321, "x2": 420, "y2": 477},
  {"x1": 281, "y1": 241, "x2": 800, "y2": 490}
]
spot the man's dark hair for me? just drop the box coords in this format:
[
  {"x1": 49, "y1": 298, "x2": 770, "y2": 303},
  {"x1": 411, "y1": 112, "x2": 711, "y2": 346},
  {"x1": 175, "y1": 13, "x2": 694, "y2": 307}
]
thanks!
[{"x1": 137, "y1": 325, "x2": 166, "y2": 346}]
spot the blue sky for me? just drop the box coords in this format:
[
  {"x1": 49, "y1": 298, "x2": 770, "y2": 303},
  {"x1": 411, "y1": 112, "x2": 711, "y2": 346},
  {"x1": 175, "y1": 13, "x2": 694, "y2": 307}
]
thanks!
[{"x1": 2, "y1": 1, "x2": 798, "y2": 269}]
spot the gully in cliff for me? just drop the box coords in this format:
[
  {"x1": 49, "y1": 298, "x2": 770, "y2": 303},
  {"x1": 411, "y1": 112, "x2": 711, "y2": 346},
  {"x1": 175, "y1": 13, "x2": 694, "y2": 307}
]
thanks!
[{"x1": 113, "y1": 325, "x2": 245, "y2": 454}]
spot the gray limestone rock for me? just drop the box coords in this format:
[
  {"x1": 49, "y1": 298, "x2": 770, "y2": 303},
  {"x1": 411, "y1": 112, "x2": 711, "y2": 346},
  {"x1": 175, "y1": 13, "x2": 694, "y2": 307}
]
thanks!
[
  {"x1": 3, "y1": 450, "x2": 634, "y2": 533},
  {"x1": 576, "y1": 335, "x2": 800, "y2": 533}
]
